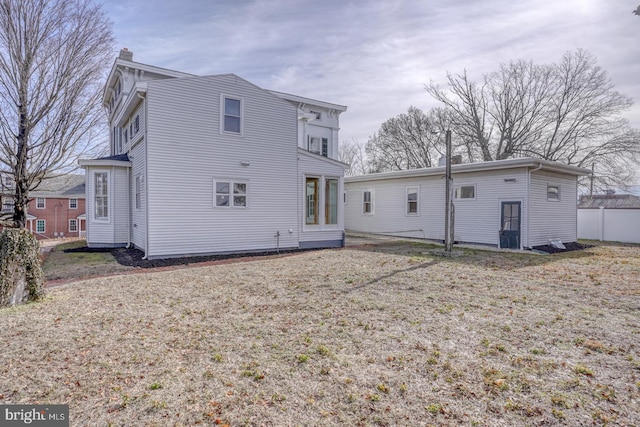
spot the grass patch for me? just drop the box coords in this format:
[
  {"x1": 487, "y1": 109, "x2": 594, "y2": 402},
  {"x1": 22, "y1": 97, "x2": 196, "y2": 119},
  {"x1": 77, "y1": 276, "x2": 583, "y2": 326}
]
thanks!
[{"x1": 3, "y1": 241, "x2": 638, "y2": 425}]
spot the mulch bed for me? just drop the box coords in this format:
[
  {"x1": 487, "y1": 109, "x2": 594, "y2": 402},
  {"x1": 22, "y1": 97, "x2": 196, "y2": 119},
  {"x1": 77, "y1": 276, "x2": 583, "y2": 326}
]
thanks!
[
  {"x1": 65, "y1": 245, "x2": 312, "y2": 268},
  {"x1": 531, "y1": 241, "x2": 593, "y2": 254}
]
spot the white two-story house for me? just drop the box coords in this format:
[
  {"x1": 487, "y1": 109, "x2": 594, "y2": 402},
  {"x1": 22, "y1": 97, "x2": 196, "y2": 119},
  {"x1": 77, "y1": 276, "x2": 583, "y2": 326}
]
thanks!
[{"x1": 80, "y1": 49, "x2": 347, "y2": 259}]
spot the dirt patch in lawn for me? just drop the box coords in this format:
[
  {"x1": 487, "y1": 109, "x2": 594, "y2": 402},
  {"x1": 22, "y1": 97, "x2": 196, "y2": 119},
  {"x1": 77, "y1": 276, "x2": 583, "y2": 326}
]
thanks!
[{"x1": 9, "y1": 241, "x2": 640, "y2": 426}]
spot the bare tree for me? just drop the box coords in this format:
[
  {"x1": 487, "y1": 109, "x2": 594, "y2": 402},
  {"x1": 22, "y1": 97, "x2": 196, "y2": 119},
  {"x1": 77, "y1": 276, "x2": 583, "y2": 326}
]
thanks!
[
  {"x1": 427, "y1": 50, "x2": 639, "y2": 189},
  {"x1": 0, "y1": 0, "x2": 114, "y2": 228},
  {"x1": 365, "y1": 106, "x2": 447, "y2": 172},
  {"x1": 339, "y1": 138, "x2": 367, "y2": 176}
]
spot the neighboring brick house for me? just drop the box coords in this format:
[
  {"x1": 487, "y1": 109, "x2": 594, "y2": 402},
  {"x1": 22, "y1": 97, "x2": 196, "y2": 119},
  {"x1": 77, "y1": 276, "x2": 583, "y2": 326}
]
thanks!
[{"x1": 0, "y1": 174, "x2": 86, "y2": 239}]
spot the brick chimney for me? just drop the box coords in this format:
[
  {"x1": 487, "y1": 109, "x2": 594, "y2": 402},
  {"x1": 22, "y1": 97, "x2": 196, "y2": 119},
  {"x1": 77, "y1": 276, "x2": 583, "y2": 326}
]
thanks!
[{"x1": 119, "y1": 48, "x2": 133, "y2": 61}]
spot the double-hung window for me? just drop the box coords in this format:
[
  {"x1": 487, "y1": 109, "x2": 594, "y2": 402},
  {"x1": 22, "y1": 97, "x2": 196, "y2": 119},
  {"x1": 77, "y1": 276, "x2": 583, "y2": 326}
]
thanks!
[
  {"x1": 215, "y1": 180, "x2": 247, "y2": 207},
  {"x1": 363, "y1": 190, "x2": 373, "y2": 215},
  {"x1": 36, "y1": 198, "x2": 45, "y2": 209},
  {"x1": 94, "y1": 172, "x2": 108, "y2": 220},
  {"x1": 69, "y1": 198, "x2": 78, "y2": 209},
  {"x1": 406, "y1": 186, "x2": 419, "y2": 215},
  {"x1": 222, "y1": 96, "x2": 242, "y2": 134},
  {"x1": 69, "y1": 219, "x2": 78, "y2": 233},
  {"x1": 36, "y1": 219, "x2": 45, "y2": 233}
]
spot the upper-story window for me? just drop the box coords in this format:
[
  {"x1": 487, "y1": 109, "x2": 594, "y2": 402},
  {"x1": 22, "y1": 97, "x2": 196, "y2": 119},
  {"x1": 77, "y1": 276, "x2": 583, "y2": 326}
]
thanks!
[
  {"x1": 36, "y1": 197, "x2": 45, "y2": 209},
  {"x1": 547, "y1": 185, "x2": 560, "y2": 201},
  {"x1": 134, "y1": 115, "x2": 140, "y2": 134},
  {"x1": 222, "y1": 96, "x2": 242, "y2": 134},
  {"x1": 69, "y1": 198, "x2": 78, "y2": 209},
  {"x1": 308, "y1": 137, "x2": 328, "y2": 157}
]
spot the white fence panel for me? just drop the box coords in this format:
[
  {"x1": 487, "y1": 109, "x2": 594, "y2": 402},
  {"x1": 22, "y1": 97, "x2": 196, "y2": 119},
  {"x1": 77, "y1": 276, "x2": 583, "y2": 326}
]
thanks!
[{"x1": 578, "y1": 208, "x2": 640, "y2": 244}]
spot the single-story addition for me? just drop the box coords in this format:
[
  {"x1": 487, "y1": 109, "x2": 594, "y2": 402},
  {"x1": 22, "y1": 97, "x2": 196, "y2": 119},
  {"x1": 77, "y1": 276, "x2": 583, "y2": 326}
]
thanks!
[
  {"x1": 80, "y1": 49, "x2": 347, "y2": 259},
  {"x1": 344, "y1": 158, "x2": 591, "y2": 249}
]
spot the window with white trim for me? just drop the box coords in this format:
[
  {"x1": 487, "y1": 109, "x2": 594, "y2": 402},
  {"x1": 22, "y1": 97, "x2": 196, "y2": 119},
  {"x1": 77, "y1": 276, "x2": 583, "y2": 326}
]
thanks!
[
  {"x1": 36, "y1": 219, "x2": 45, "y2": 233},
  {"x1": 214, "y1": 180, "x2": 247, "y2": 207},
  {"x1": 69, "y1": 198, "x2": 78, "y2": 209},
  {"x1": 36, "y1": 198, "x2": 45, "y2": 209},
  {"x1": 363, "y1": 190, "x2": 373, "y2": 215},
  {"x1": 454, "y1": 185, "x2": 476, "y2": 200},
  {"x1": 547, "y1": 185, "x2": 560, "y2": 201},
  {"x1": 325, "y1": 178, "x2": 338, "y2": 225},
  {"x1": 305, "y1": 177, "x2": 319, "y2": 224},
  {"x1": 134, "y1": 115, "x2": 140, "y2": 133},
  {"x1": 135, "y1": 175, "x2": 141, "y2": 210},
  {"x1": 222, "y1": 96, "x2": 242, "y2": 134},
  {"x1": 307, "y1": 137, "x2": 329, "y2": 157},
  {"x1": 2, "y1": 197, "x2": 14, "y2": 212},
  {"x1": 94, "y1": 172, "x2": 108, "y2": 219},
  {"x1": 69, "y1": 219, "x2": 78, "y2": 233},
  {"x1": 406, "y1": 186, "x2": 419, "y2": 215}
]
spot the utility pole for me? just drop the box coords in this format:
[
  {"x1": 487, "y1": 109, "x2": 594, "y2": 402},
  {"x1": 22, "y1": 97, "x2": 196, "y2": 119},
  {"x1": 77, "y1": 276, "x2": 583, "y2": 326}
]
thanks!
[
  {"x1": 590, "y1": 162, "x2": 594, "y2": 198},
  {"x1": 444, "y1": 130, "x2": 453, "y2": 253}
]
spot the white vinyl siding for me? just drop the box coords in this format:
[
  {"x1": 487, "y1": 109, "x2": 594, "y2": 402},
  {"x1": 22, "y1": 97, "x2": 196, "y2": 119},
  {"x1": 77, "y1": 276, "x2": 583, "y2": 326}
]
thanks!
[
  {"x1": 85, "y1": 167, "x2": 130, "y2": 247},
  {"x1": 345, "y1": 169, "x2": 529, "y2": 244},
  {"x1": 529, "y1": 171, "x2": 577, "y2": 246},
  {"x1": 131, "y1": 142, "x2": 146, "y2": 250},
  {"x1": 144, "y1": 75, "x2": 299, "y2": 258}
]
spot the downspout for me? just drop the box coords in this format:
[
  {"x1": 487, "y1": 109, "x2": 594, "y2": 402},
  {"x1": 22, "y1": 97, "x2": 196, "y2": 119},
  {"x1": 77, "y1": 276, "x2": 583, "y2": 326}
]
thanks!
[
  {"x1": 526, "y1": 163, "x2": 544, "y2": 249},
  {"x1": 138, "y1": 91, "x2": 149, "y2": 260}
]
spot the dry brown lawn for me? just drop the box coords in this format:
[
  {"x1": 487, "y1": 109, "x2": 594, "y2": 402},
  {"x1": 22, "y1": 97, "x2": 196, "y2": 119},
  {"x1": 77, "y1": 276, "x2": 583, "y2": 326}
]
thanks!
[{"x1": 2, "y1": 241, "x2": 640, "y2": 426}]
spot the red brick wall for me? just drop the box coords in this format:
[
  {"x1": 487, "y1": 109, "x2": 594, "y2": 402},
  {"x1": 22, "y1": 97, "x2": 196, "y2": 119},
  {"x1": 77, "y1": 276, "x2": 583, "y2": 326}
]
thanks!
[{"x1": 27, "y1": 197, "x2": 86, "y2": 239}]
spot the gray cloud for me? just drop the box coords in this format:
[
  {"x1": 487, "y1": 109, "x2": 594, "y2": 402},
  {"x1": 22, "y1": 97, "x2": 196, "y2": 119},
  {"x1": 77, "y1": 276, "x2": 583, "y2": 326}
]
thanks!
[{"x1": 104, "y1": 0, "x2": 640, "y2": 177}]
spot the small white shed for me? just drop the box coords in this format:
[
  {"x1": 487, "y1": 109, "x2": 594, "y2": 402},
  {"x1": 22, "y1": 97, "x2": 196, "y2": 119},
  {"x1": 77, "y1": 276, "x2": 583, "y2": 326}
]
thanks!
[{"x1": 344, "y1": 158, "x2": 590, "y2": 249}]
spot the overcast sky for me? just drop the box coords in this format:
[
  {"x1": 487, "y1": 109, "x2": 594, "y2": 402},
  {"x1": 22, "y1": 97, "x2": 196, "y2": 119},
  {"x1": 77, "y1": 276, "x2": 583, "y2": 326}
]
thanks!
[{"x1": 103, "y1": 0, "x2": 640, "y2": 162}]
